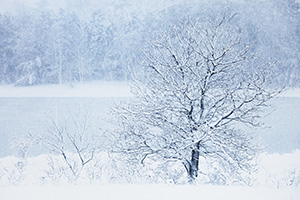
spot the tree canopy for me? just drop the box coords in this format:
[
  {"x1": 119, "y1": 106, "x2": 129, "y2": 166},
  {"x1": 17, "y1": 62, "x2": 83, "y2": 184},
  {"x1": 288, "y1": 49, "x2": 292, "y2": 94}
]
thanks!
[{"x1": 113, "y1": 14, "x2": 281, "y2": 184}]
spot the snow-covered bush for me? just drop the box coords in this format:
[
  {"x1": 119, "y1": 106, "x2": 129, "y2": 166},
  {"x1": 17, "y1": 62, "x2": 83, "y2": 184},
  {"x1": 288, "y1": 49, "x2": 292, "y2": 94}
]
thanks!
[
  {"x1": 43, "y1": 156, "x2": 66, "y2": 184},
  {"x1": 30, "y1": 104, "x2": 106, "y2": 184},
  {"x1": 0, "y1": 151, "x2": 299, "y2": 187},
  {"x1": 255, "y1": 150, "x2": 300, "y2": 188},
  {"x1": 0, "y1": 157, "x2": 27, "y2": 186}
]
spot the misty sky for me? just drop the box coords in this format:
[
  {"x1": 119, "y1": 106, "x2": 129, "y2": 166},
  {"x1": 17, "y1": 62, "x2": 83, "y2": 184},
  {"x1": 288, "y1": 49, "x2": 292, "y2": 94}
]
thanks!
[{"x1": 0, "y1": 0, "x2": 65, "y2": 13}]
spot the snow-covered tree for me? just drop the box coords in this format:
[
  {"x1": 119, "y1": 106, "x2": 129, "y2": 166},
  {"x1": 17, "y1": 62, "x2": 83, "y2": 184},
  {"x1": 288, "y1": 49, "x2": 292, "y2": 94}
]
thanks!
[
  {"x1": 113, "y1": 14, "x2": 281, "y2": 184},
  {"x1": 48, "y1": 10, "x2": 78, "y2": 84},
  {"x1": 0, "y1": 14, "x2": 16, "y2": 84},
  {"x1": 0, "y1": 0, "x2": 298, "y2": 86},
  {"x1": 15, "y1": 57, "x2": 41, "y2": 86}
]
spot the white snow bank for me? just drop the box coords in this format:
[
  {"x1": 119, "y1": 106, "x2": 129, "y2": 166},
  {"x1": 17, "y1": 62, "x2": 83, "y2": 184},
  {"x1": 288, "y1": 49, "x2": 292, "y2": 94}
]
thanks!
[
  {"x1": 1, "y1": 82, "x2": 299, "y2": 98},
  {"x1": 0, "y1": 81, "x2": 133, "y2": 97},
  {"x1": 0, "y1": 151, "x2": 300, "y2": 200},
  {"x1": 0, "y1": 184, "x2": 299, "y2": 200}
]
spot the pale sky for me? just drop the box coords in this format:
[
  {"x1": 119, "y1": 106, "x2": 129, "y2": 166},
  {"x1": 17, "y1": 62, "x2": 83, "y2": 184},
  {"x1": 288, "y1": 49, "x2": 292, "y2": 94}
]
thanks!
[
  {"x1": 0, "y1": 0, "x2": 190, "y2": 18},
  {"x1": 0, "y1": 0, "x2": 66, "y2": 13}
]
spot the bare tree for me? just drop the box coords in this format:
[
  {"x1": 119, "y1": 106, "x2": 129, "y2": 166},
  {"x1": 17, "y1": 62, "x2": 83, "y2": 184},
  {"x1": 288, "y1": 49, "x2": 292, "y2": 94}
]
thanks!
[
  {"x1": 113, "y1": 14, "x2": 281, "y2": 184},
  {"x1": 37, "y1": 105, "x2": 103, "y2": 182}
]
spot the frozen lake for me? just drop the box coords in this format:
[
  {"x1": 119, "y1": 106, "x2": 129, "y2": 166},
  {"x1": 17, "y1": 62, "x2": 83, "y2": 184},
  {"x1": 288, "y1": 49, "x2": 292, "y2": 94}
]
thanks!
[
  {"x1": 0, "y1": 96, "x2": 299, "y2": 157},
  {"x1": 259, "y1": 97, "x2": 300, "y2": 153},
  {"x1": 0, "y1": 97, "x2": 122, "y2": 157}
]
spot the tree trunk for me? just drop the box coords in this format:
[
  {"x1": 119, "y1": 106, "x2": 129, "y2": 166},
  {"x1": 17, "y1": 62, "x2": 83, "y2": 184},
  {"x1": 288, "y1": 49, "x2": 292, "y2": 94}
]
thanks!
[
  {"x1": 79, "y1": 55, "x2": 83, "y2": 83},
  {"x1": 186, "y1": 141, "x2": 201, "y2": 183},
  {"x1": 59, "y1": 50, "x2": 62, "y2": 85}
]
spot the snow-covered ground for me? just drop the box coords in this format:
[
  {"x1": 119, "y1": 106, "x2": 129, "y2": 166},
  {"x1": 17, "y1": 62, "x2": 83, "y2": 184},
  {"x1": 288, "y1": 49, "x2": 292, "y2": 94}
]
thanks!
[
  {"x1": 255, "y1": 150, "x2": 300, "y2": 188},
  {"x1": 1, "y1": 151, "x2": 300, "y2": 186},
  {"x1": 0, "y1": 151, "x2": 299, "y2": 199},
  {"x1": 0, "y1": 184, "x2": 299, "y2": 200}
]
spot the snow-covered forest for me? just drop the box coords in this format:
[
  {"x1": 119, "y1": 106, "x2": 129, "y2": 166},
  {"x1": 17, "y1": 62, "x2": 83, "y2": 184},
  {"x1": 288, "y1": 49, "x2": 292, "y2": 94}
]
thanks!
[
  {"x1": 0, "y1": 0, "x2": 300, "y2": 86},
  {"x1": 0, "y1": 0, "x2": 300, "y2": 199}
]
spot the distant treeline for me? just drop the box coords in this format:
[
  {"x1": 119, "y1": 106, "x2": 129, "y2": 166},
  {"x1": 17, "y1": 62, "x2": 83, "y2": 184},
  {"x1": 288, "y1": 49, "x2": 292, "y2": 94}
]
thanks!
[{"x1": 0, "y1": 0, "x2": 299, "y2": 86}]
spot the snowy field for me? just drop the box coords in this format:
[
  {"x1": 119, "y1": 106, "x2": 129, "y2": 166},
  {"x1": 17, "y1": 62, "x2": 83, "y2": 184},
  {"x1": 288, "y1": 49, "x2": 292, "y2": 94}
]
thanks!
[
  {"x1": 0, "y1": 82, "x2": 299, "y2": 199},
  {"x1": 0, "y1": 184, "x2": 299, "y2": 200}
]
